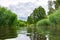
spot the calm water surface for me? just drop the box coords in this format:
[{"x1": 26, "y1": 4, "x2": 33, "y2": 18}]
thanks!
[{"x1": 6, "y1": 30, "x2": 31, "y2": 40}]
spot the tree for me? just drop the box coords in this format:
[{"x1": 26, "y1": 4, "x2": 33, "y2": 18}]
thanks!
[
  {"x1": 0, "y1": 7, "x2": 17, "y2": 40},
  {"x1": 48, "y1": 0, "x2": 55, "y2": 15},
  {"x1": 54, "y1": 0, "x2": 60, "y2": 9},
  {"x1": 27, "y1": 6, "x2": 46, "y2": 40},
  {"x1": 27, "y1": 16, "x2": 34, "y2": 24},
  {"x1": 27, "y1": 6, "x2": 46, "y2": 24},
  {"x1": 17, "y1": 20, "x2": 27, "y2": 27},
  {"x1": 36, "y1": 9, "x2": 60, "y2": 40}
]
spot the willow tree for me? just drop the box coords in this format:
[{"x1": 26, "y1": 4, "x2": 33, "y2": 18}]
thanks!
[{"x1": 0, "y1": 7, "x2": 17, "y2": 40}]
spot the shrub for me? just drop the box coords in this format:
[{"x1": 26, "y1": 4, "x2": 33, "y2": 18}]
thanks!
[
  {"x1": 49, "y1": 9, "x2": 60, "y2": 24},
  {"x1": 36, "y1": 19, "x2": 52, "y2": 34},
  {"x1": 0, "y1": 7, "x2": 17, "y2": 39}
]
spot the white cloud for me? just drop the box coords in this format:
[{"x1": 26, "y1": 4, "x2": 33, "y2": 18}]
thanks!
[
  {"x1": 0, "y1": 0, "x2": 37, "y2": 6},
  {"x1": 0, "y1": 0, "x2": 48, "y2": 20}
]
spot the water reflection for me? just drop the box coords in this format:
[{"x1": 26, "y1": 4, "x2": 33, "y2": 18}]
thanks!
[
  {"x1": 6, "y1": 30, "x2": 31, "y2": 40},
  {"x1": 17, "y1": 34, "x2": 30, "y2": 40}
]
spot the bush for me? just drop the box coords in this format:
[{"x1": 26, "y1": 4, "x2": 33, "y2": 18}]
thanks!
[
  {"x1": 49, "y1": 9, "x2": 60, "y2": 24},
  {"x1": 37, "y1": 19, "x2": 51, "y2": 26},
  {"x1": 36, "y1": 19, "x2": 52, "y2": 34},
  {"x1": 0, "y1": 7, "x2": 17, "y2": 39}
]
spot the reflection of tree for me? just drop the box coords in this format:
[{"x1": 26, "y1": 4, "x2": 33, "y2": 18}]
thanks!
[{"x1": 36, "y1": 33, "x2": 46, "y2": 40}]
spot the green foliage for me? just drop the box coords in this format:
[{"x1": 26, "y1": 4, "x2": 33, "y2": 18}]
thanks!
[
  {"x1": 49, "y1": 9, "x2": 60, "y2": 40},
  {"x1": 54, "y1": 0, "x2": 60, "y2": 9},
  {"x1": 0, "y1": 7, "x2": 17, "y2": 39},
  {"x1": 37, "y1": 19, "x2": 51, "y2": 26},
  {"x1": 27, "y1": 16, "x2": 34, "y2": 24},
  {"x1": 48, "y1": 0, "x2": 55, "y2": 15},
  {"x1": 49, "y1": 9, "x2": 60, "y2": 24},
  {"x1": 48, "y1": 8, "x2": 55, "y2": 15},
  {"x1": 36, "y1": 19, "x2": 52, "y2": 34},
  {"x1": 27, "y1": 6, "x2": 47, "y2": 40},
  {"x1": 48, "y1": 0, "x2": 54, "y2": 15},
  {"x1": 0, "y1": 7, "x2": 17, "y2": 26},
  {"x1": 27, "y1": 6, "x2": 46, "y2": 24},
  {"x1": 27, "y1": 3, "x2": 60, "y2": 40},
  {"x1": 27, "y1": 24, "x2": 34, "y2": 33},
  {"x1": 17, "y1": 20, "x2": 27, "y2": 27}
]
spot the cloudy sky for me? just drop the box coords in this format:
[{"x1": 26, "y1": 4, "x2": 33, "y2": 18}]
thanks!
[{"x1": 0, "y1": 0, "x2": 49, "y2": 20}]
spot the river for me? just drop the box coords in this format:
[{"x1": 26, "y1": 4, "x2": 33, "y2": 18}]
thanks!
[
  {"x1": 6, "y1": 28, "x2": 31, "y2": 40},
  {"x1": 6, "y1": 27, "x2": 49, "y2": 40}
]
